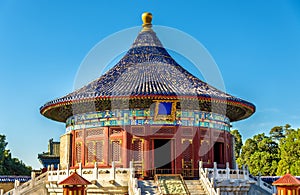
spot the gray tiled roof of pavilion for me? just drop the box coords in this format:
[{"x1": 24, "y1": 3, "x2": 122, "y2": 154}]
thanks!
[{"x1": 40, "y1": 13, "x2": 255, "y2": 122}]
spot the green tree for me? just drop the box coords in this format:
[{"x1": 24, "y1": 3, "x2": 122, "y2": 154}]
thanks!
[
  {"x1": 270, "y1": 126, "x2": 285, "y2": 142},
  {"x1": 237, "y1": 133, "x2": 279, "y2": 176},
  {"x1": 0, "y1": 134, "x2": 31, "y2": 175},
  {"x1": 231, "y1": 129, "x2": 243, "y2": 160},
  {"x1": 277, "y1": 128, "x2": 300, "y2": 176}
]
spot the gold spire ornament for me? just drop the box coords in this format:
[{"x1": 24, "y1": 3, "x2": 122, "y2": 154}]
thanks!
[{"x1": 142, "y1": 12, "x2": 152, "y2": 28}]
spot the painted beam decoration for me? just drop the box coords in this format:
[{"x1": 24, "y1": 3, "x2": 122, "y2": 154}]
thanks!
[{"x1": 65, "y1": 109, "x2": 230, "y2": 132}]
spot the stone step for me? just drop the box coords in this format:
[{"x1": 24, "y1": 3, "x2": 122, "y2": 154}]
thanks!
[
  {"x1": 138, "y1": 180, "x2": 160, "y2": 195},
  {"x1": 138, "y1": 179, "x2": 209, "y2": 195},
  {"x1": 184, "y1": 180, "x2": 208, "y2": 195}
]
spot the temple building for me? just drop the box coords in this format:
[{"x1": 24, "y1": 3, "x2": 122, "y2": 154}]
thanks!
[
  {"x1": 3, "y1": 13, "x2": 275, "y2": 195},
  {"x1": 38, "y1": 139, "x2": 60, "y2": 170},
  {"x1": 40, "y1": 12, "x2": 255, "y2": 178}
]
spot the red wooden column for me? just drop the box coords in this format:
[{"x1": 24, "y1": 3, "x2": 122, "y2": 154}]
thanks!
[
  {"x1": 103, "y1": 127, "x2": 109, "y2": 167},
  {"x1": 224, "y1": 131, "x2": 228, "y2": 164},
  {"x1": 122, "y1": 129, "x2": 128, "y2": 168},
  {"x1": 125, "y1": 127, "x2": 133, "y2": 169},
  {"x1": 193, "y1": 127, "x2": 200, "y2": 170},
  {"x1": 143, "y1": 136, "x2": 150, "y2": 177},
  {"x1": 175, "y1": 126, "x2": 182, "y2": 173}
]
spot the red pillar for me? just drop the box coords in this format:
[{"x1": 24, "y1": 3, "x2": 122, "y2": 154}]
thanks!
[{"x1": 122, "y1": 130, "x2": 128, "y2": 168}]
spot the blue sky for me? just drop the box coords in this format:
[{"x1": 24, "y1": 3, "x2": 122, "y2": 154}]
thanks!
[{"x1": 0, "y1": 0, "x2": 300, "y2": 169}]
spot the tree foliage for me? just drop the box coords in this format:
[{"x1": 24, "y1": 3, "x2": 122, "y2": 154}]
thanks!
[
  {"x1": 270, "y1": 124, "x2": 291, "y2": 142},
  {"x1": 237, "y1": 133, "x2": 279, "y2": 176},
  {"x1": 235, "y1": 124, "x2": 300, "y2": 176},
  {"x1": 230, "y1": 129, "x2": 243, "y2": 159},
  {"x1": 277, "y1": 128, "x2": 300, "y2": 176},
  {"x1": 0, "y1": 134, "x2": 31, "y2": 175}
]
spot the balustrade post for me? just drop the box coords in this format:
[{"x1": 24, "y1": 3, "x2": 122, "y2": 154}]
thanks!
[
  {"x1": 242, "y1": 165, "x2": 245, "y2": 179},
  {"x1": 226, "y1": 162, "x2": 230, "y2": 179},
  {"x1": 57, "y1": 164, "x2": 60, "y2": 181},
  {"x1": 79, "y1": 162, "x2": 82, "y2": 176},
  {"x1": 217, "y1": 188, "x2": 220, "y2": 195},
  {"x1": 134, "y1": 178, "x2": 138, "y2": 188},
  {"x1": 0, "y1": 189, "x2": 3, "y2": 195},
  {"x1": 14, "y1": 179, "x2": 20, "y2": 188},
  {"x1": 213, "y1": 162, "x2": 217, "y2": 179},
  {"x1": 30, "y1": 171, "x2": 36, "y2": 187},
  {"x1": 130, "y1": 160, "x2": 133, "y2": 169},
  {"x1": 130, "y1": 161, "x2": 135, "y2": 180},
  {"x1": 94, "y1": 162, "x2": 98, "y2": 180},
  {"x1": 199, "y1": 161, "x2": 203, "y2": 179},
  {"x1": 245, "y1": 165, "x2": 249, "y2": 180},
  {"x1": 66, "y1": 163, "x2": 70, "y2": 177},
  {"x1": 14, "y1": 179, "x2": 20, "y2": 194},
  {"x1": 111, "y1": 161, "x2": 116, "y2": 180},
  {"x1": 236, "y1": 163, "x2": 239, "y2": 179}
]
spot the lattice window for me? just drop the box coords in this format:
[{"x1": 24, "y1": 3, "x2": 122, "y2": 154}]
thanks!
[
  {"x1": 200, "y1": 140, "x2": 209, "y2": 163},
  {"x1": 111, "y1": 141, "x2": 121, "y2": 162},
  {"x1": 132, "y1": 139, "x2": 143, "y2": 162},
  {"x1": 153, "y1": 127, "x2": 175, "y2": 134},
  {"x1": 182, "y1": 128, "x2": 193, "y2": 136},
  {"x1": 201, "y1": 129, "x2": 207, "y2": 136},
  {"x1": 111, "y1": 128, "x2": 122, "y2": 135},
  {"x1": 95, "y1": 141, "x2": 104, "y2": 162},
  {"x1": 76, "y1": 142, "x2": 82, "y2": 164},
  {"x1": 87, "y1": 129, "x2": 103, "y2": 137},
  {"x1": 87, "y1": 142, "x2": 95, "y2": 163},
  {"x1": 76, "y1": 131, "x2": 83, "y2": 138},
  {"x1": 182, "y1": 140, "x2": 192, "y2": 162},
  {"x1": 132, "y1": 127, "x2": 144, "y2": 136}
]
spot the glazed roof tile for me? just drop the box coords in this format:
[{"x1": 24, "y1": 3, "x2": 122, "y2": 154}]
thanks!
[
  {"x1": 58, "y1": 172, "x2": 91, "y2": 186},
  {"x1": 0, "y1": 176, "x2": 31, "y2": 183},
  {"x1": 273, "y1": 173, "x2": 300, "y2": 186},
  {"x1": 40, "y1": 13, "x2": 255, "y2": 122}
]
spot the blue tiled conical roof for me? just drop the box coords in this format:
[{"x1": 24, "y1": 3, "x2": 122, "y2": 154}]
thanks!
[{"x1": 41, "y1": 14, "x2": 255, "y2": 122}]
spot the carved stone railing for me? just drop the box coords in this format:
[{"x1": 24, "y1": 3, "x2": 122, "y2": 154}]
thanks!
[
  {"x1": 199, "y1": 161, "x2": 220, "y2": 195},
  {"x1": 4, "y1": 161, "x2": 131, "y2": 195},
  {"x1": 207, "y1": 162, "x2": 249, "y2": 180},
  {"x1": 47, "y1": 162, "x2": 130, "y2": 187},
  {"x1": 4, "y1": 171, "x2": 47, "y2": 195},
  {"x1": 249, "y1": 174, "x2": 275, "y2": 194},
  {"x1": 128, "y1": 161, "x2": 141, "y2": 195},
  {"x1": 204, "y1": 162, "x2": 274, "y2": 194}
]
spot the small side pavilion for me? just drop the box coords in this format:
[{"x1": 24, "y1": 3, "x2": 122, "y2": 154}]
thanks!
[
  {"x1": 273, "y1": 172, "x2": 300, "y2": 195},
  {"x1": 58, "y1": 172, "x2": 91, "y2": 195}
]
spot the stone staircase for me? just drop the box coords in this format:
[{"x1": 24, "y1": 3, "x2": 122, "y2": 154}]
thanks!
[
  {"x1": 155, "y1": 174, "x2": 190, "y2": 194},
  {"x1": 138, "y1": 180, "x2": 160, "y2": 195},
  {"x1": 185, "y1": 180, "x2": 208, "y2": 195}
]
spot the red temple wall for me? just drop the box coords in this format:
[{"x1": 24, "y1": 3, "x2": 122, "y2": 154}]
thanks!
[{"x1": 69, "y1": 126, "x2": 234, "y2": 174}]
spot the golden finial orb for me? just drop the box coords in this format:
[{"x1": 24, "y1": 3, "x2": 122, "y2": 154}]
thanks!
[{"x1": 142, "y1": 12, "x2": 152, "y2": 27}]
